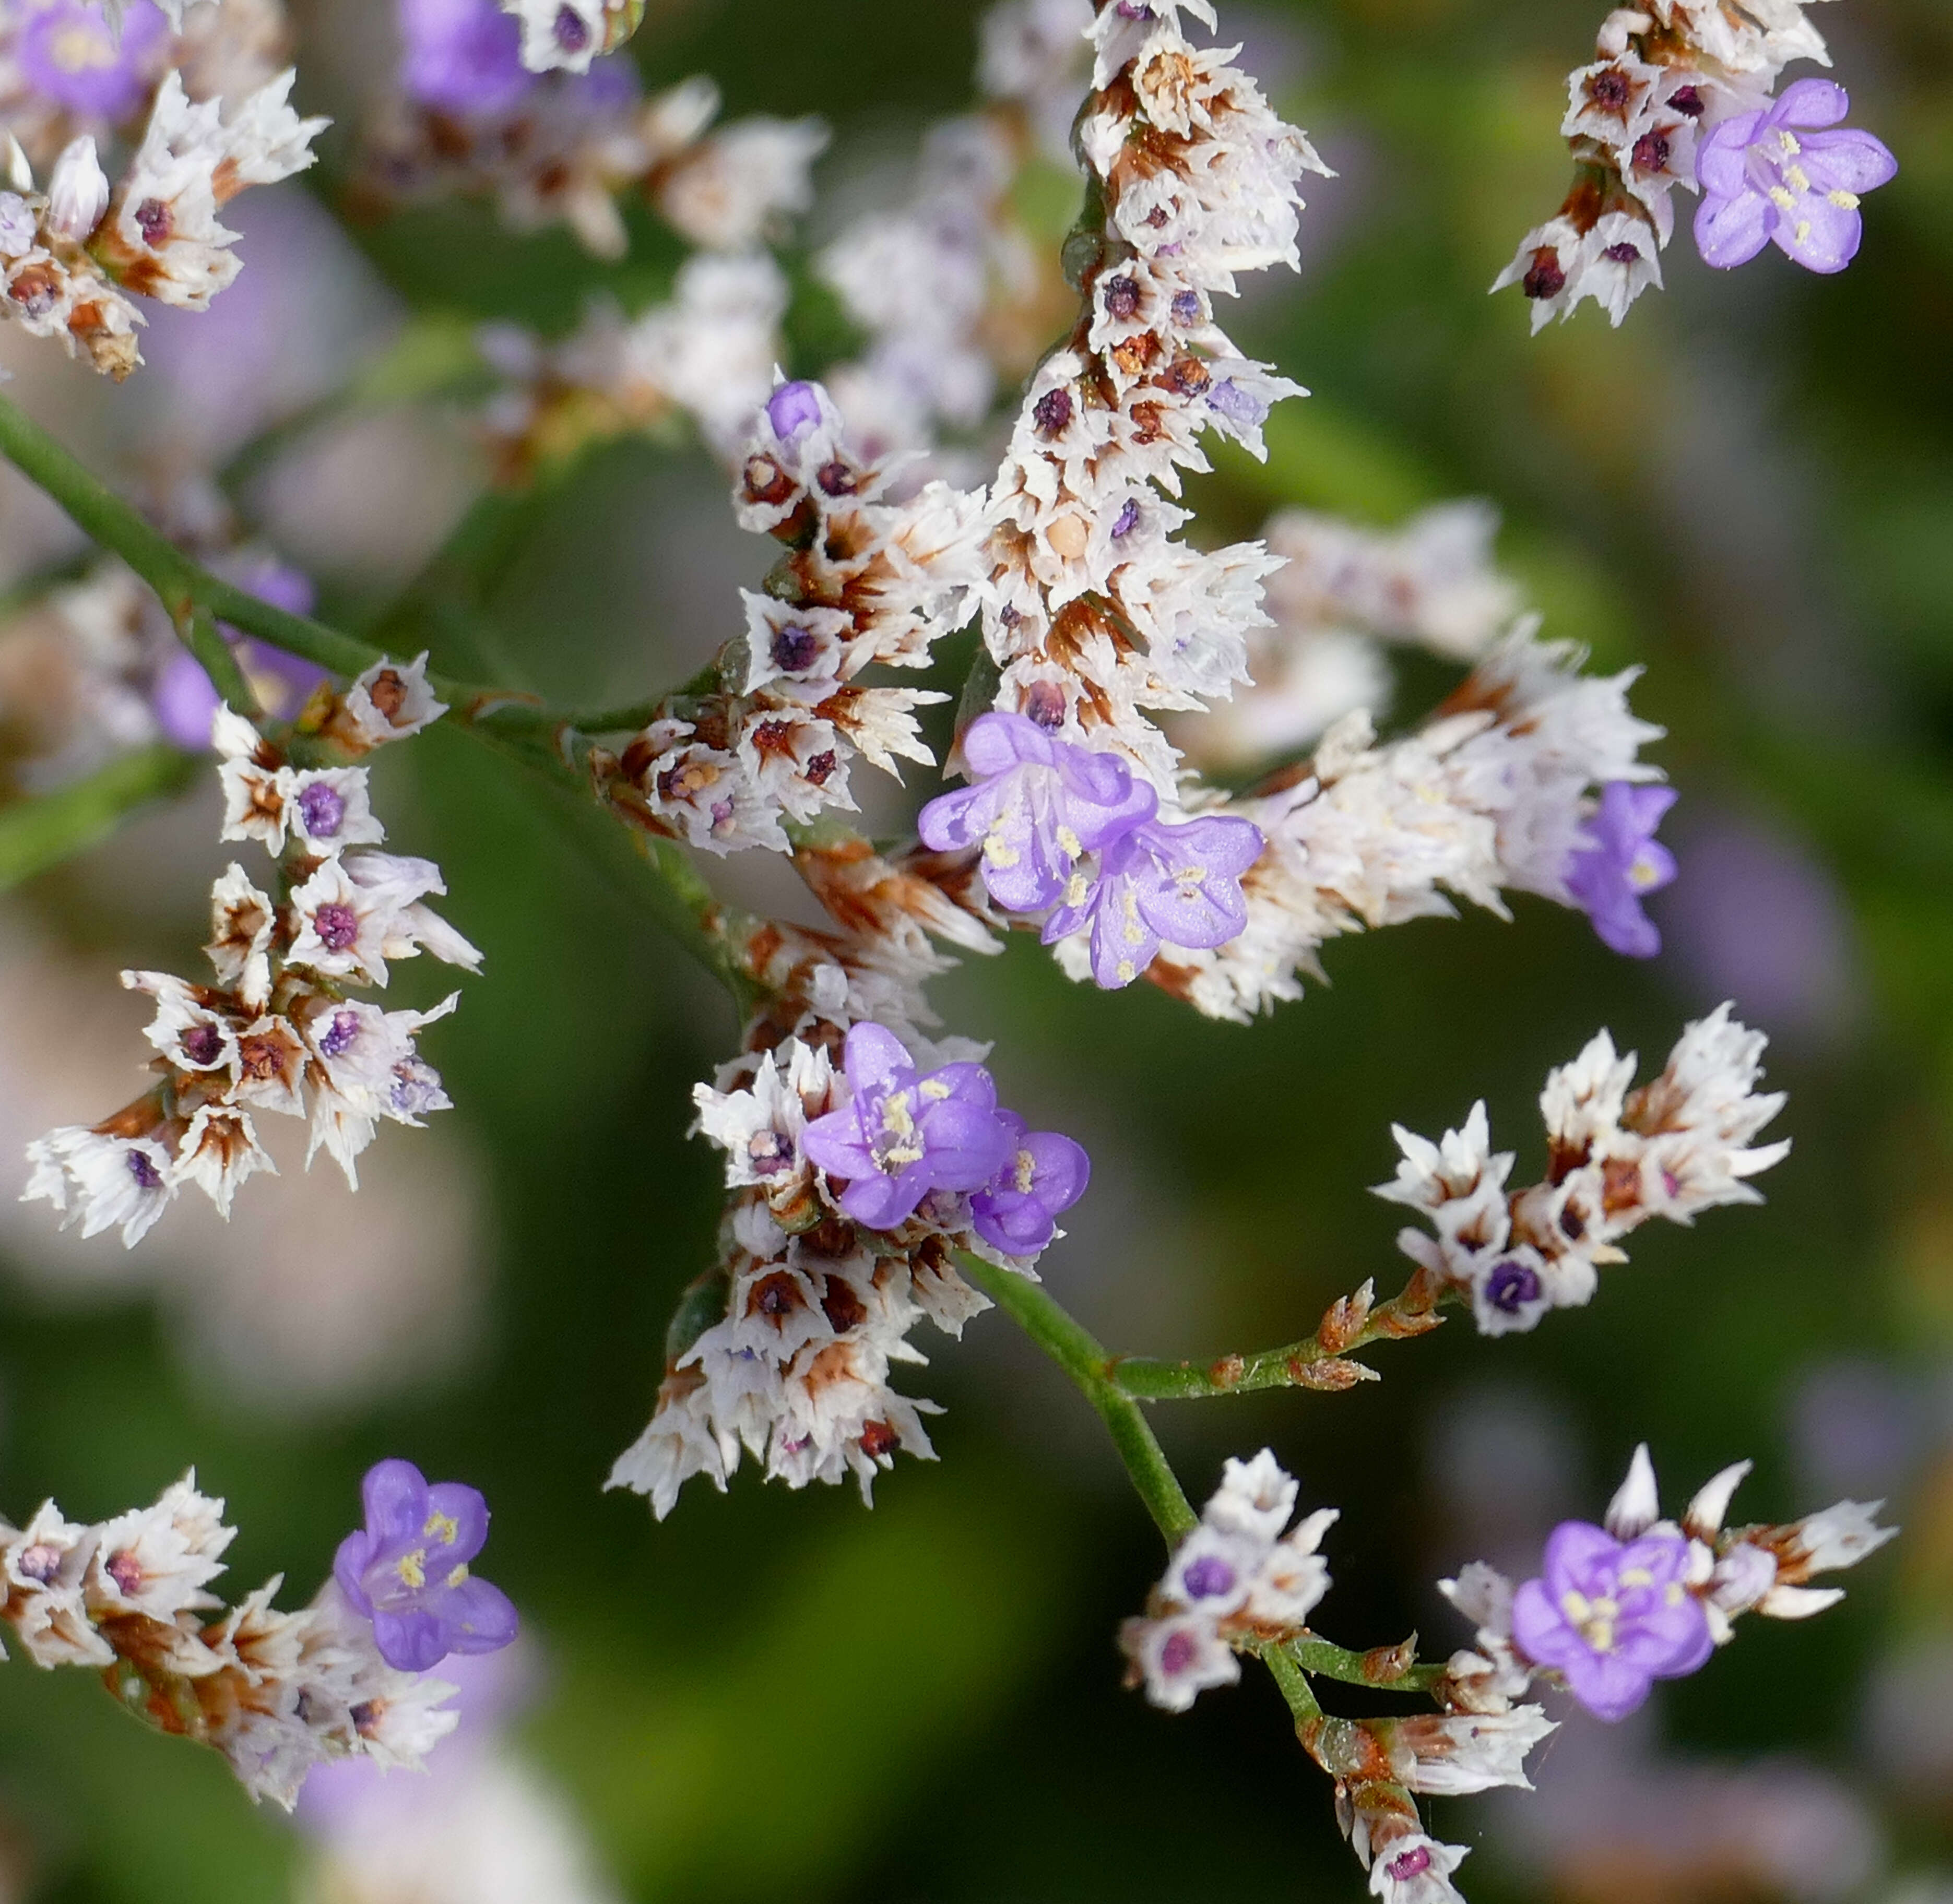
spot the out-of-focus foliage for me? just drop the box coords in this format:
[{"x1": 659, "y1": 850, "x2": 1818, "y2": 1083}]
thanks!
[{"x1": 0, "y1": 0, "x2": 1948, "y2": 1897}]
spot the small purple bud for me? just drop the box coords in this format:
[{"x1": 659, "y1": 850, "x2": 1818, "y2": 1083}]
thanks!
[
  {"x1": 180, "y1": 1024, "x2": 224, "y2": 1067},
  {"x1": 1159, "y1": 1628, "x2": 1196, "y2": 1673},
  {"x1": 766, "y1": 380, "x2": 823, "y2": 441},
  {"x1": 1023, "y1": 681, "x2": 1068, "y2": 730},
  {"x1": 1169, "y1": 289, "x2": 1201, "y2": 325},
  {"x1": 1485, "y1": 1259, "x2": 1541, "y2": 1314},
  {"x1": 1110, "y1": 499, "x2": 1140, "y2": 539},
  {"x1": 126, "y1": 1149, "x2": 162, "y2": 1190},
  {"x1": 1180, "y1": 1555, "x2": 1237, "y2": 1599},
  {"x1": 297, "y1": 781, "x2": 346, "y2": 839},
  {"x1": 770, "y1": 624, "x2": 820, "y2": 673},
  {"x1": 319, "y1": 1009, "x2": 361, "y2": 1060},
  {"x1": 1032, "y1": 386, "x2": 1074, "y2": 437},
  {"x1": 314, "y1": 902, "x2": 361, "y2": 954},
  {"x1": 553, "y1": 2, "x2": 589, "y2": 49},
  {"x1": 1387, "y1": 1848, "x2": 1433, "y2": 1881}
]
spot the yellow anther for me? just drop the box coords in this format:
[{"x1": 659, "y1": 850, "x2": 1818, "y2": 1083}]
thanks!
[
  {"x1": 982, "y1": 832, "x2": 1021, "y2": 870},
  {"x1": 1117, "y1": 960, "x2": 1136, "y2": 983},
  {"x1": 1769, "y1": 186, "x2": 1798, "y2": 212},
  {"x1": 397, "y1": 1549, "x2": 427, "y2": 1590},
  {"x1": 1795, "y1": 220, "x2": 1813, "y2": 243},
  {"x1": 1560, "y1": 1589, "x2": 1592, "y2": 1624},
  {"x1": 1665, "y1": 1582, "x2": 1686, "y2": 1606},
  {"x1": 1057, "y1": 825, "x2": 1083, "y2": 858},
  {"x1": 446, "y1": 1564, "x2": 470, "y2": 1589},
  {"x1": 920, "y1": 1078, "x2": 951, "y2": 1101},
  {"x1": 1784, "y1": 163, "x2": 1811, "y2": 193},
  {"x1": 1828, "y1": 189, "x2": 1860, "y2": 209},
  {"x1": 1778, "y1": 129, "x2": 1801, "y2": 155},
  {"x1": 1064, "y1": 873, "x2": 1089, "y2": 906},
  {"x1": 1013, "y1": 1148, "x2": 1036, "y2": 1193},
  {"x1": 423, "y1": 1510, "x2": 460, "y2": 1545},
  {"x1": 1618, "y1": 1566, "x2": 1654, "y2": 1588},
  {"x1": 51, "y1": 24, "x2": 116, "y2": 70}
]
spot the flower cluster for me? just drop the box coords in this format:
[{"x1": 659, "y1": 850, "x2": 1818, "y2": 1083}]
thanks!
[
  {"x1": 1376, "y1": 1005, "x2": 1788, "y2": 1336},
  {"x1": 1120, "y1": 1450, "x2": 1340, "y2": 1711},
  {"x1": 21, "y1": 654, "x2": 476, "y2": 1245},
  {"x1": 815, "y1": 0, "x2": 1087, "y2": 465},
  {"x1": 360, "y1": 1, "x2": 824, "y2": 260},
  {"x1": 919, "y1": 709, "x2": 1265, "y2": 990},
  {"x1": 0, "y1": 535, "x2": 323, "y2": 790},
  {"x1": 0, "y1": 1460, "x2": 513, "y2": 1808},
  {"x1": 609, "y1": 1011, "x2": 1087, "y2": 1517},
  {"x1": 977, "y1": 0, "x2": 1328, "y2": 799},
  {"x1": 1497, "y1": 0, "x2": 1897, "y2": 328},
  {"x1": 1186, "y1": 501, "x2": 1522, "y2": 766},
  {"x1": 0, "y1": 0, "x2": 289, "y2": 170},
  {"x1": 1, "y1": 31, "x2": 326, "y2": 378},
  {"x1": 1440, "y1": 1444, "x2": 1896, "y2": 1724},
  {"x1": 603, "y1": 379, "x2": 986, "y2": 855},
  {"x1": 1126, "y1": 629, "x2": 1668, "y2": 1019},
  {"x1": 478, "y1": 249, "x2": 788, "y2": 478}
]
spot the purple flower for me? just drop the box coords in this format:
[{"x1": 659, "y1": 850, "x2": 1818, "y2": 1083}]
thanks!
[
  {"x1": 151, "y1": 560, "x2": 327, "y2": 749},
  {"x1": 766, "y1": 380, "x2": 824, "y2": 442},
  {"x1": 18, "y1": 1, "x2": 168, "y2": 122},
  {"x1": 1043, "y1": 814, "x2": 1265, "y2": 990},
  {"x1": 1694, "y1": 79, "x2": 1897, "y2": 275},
  {"x1": 398, "y1": 0, "x2": 534, "y2": 115},
  {"x1": 801, "y1": 1022, "x2": 1015, "y2": 1230},
  {"x1": 333, "y1": 1459, "x2": 519, "y2": 1674},
  {"x1": 1510, "y1": 1520, "x2": 1712, "y2": 1720},
  {"x1": 917, "y1": 711, "x2": 1159, "y2": 913},
  {"x1": 970, "y1": 1110, "x2": 1090, "y2": 1256},
  {"x1": 1565, "y1": 781, "x2": 1677, "y2": 959}
]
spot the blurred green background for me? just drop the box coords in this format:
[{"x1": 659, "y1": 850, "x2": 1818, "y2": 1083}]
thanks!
[{"x1": 2, "y1": 0, "x2": 1951, "y2": 1897}]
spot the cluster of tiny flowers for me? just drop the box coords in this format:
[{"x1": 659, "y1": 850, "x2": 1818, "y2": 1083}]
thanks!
[
  {"x1": 1439, "y1": 1444, "x2": 1895, "y2": 1725},
  {"x1": 361, "y1": 0, "x2": 824, "y2": 261},
  {"x1": 0, "y1": 546, "x2": 323, "y2": 791},
  {"x1": 978, "y1": 0, "x2": 1328, "y2": 799},
  {"x1": 478, "y1": 251, "x2": 788, "y2": 476},
  {"x1": 601, "y1": 379, "x2": 986, "y2": 855},
  {"x1": 21, "y1": 656, "x2": 477, "y2": 1245},
  {"x1": 0, "y1": 1459, "x2": 514, "y2": 1809},
  {"x1": 610, "y1": 1014, "x2": 1087, "y2": 1516},
  {"x1": 1376, "y1": 1004, "x2": 1786, "y2": 1336},
  {"x1": 814, "y1": 0, "x2": 1088, "y2": 463},
  {"x1": 1188, "y1": 501, "x2": 1522, "y2": 766},
  {"x1": 1120, "y1": 1450, "x2": 1340, "y2": 1710},
  {"x1": 1120, "y1": 629, "x2": 1670, "y2": 1020},
  {"x1": 0, "y1": 0, "x2": 287, "y2": 170},
  {"x1": 1496, "y1": 0, "x2": 1897, "y2": 328},
  {"x1": 0, "y1": 1, "x2": 325, "y2": 379}
]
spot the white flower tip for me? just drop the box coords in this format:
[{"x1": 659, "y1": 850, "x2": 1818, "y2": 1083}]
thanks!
[
  {"x1": 1684, "y1": 1459, "x2": 1753, "y2": 1538},
  {"x1": 1604, "y1": 1442, "x2": 1661, "y2": 1539},
  {"x1": 47, "y1": 137, "x2": 109, "y2": 243},
  {"x1": 5, "y1": 136, "x2": 30, "y2": 195}
]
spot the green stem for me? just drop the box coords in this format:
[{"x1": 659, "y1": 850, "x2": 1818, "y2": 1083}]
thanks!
[
  {"x1": 0, "y1": 745, "x2": 200, "y2": 890},
  {"x1": 952, "y1": 1252, "x2": 1442, "y2": 1700},
  {"x1": 1109, "y1": 1288, "x2": 1443, "y2": 1401},
  {"x1": 953, "y1": 1250, "x2": 1196, "y2": 1542}
]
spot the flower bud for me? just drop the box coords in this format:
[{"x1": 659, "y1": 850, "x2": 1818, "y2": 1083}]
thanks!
[{"x1": 46, "y1": 138, "x2": 110, "y2": 244}]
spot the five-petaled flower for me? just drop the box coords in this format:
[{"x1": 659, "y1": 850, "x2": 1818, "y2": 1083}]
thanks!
[
  {"x1": 1695, "y1": 79, "x2": 1898, "y2": 275},
  {"x1": 970, "y1": 1111, "x2": 1091, "y2": 1256},
  {"x1": 333, "y1": 1458, "x2": 519, "y2": 1673},
  {"x1": 800, "y1": 1023, "x2": 1015, "y2": 1230},
  {"x1": 1509, "y1": 1518, "x2": 1712, "y2": 1720}
]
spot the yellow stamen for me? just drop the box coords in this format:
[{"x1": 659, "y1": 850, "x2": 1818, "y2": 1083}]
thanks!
[
  {"x1": 397, "y1": 1549, "x2": 427, "y2": 1590},
  {"x1": 1828, "y1": 189, "x2": 1860, "y2": 209},
  {"x1": 423, "y1": 1510, "x2": 460, "y2": 1544},
  {"x1": 445, "y1": 1563, "x2": 470, "y2": 1589},
  {"x1": 1769, "y1": 186, "x2": 1798, "y2": 212}
]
